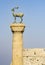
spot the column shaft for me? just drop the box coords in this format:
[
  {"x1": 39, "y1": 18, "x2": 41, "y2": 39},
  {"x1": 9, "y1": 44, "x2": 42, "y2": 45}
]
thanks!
[{"x1": 12, "y1": 32, "x2": 23, "y2": 65}]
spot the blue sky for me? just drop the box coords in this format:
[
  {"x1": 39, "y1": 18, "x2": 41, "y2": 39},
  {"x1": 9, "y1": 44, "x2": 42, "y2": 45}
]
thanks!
[{"x1": 0, "y1": 0, "x2": 45, "y2": 65}]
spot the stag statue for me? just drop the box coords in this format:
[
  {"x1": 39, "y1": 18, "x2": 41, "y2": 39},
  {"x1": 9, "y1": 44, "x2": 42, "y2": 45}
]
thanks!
[{"x1": 11, "y1": 6, "x2": 24, "y2": 23}]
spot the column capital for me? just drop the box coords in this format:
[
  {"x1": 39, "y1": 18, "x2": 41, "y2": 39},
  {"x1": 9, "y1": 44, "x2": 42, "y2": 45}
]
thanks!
[{"x1": 10, "y1": 23, "x2": 25, "y2": 32}]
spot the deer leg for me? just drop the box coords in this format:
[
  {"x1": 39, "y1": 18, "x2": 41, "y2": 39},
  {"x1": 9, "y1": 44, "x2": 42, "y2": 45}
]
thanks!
[
  {"x1": 20, "y1": 17, "x2": 23, "y2": 23},
  {"x1": 13, "y1": 16, "x2": 16, "y2": 23}
]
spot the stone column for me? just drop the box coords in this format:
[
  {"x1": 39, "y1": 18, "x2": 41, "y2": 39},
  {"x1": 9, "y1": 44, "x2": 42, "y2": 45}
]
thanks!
[{"x1": 10, "y1": 23, "x2": 25, "y2": 65}]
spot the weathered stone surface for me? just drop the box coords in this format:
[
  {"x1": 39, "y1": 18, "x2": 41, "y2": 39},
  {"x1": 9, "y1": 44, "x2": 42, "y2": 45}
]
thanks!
[
  {"x1": 23, "y1": 48, "x2": 45, "y2": 65},
  {"x1": 10, "y1": 48, "x2": 45, "y2": 65}
]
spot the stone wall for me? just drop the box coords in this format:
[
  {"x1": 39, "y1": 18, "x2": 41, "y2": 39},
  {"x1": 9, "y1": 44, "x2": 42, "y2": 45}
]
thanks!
[{"x1": 23, "y1": 48, "x2": 45, "y2": 65}]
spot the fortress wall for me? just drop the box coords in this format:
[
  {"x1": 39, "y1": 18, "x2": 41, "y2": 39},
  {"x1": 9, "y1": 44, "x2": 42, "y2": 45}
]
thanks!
[{"x1": 23, "y1": 48, "x2": 45, "y2": 65}]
